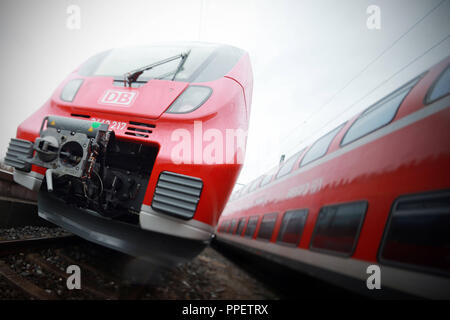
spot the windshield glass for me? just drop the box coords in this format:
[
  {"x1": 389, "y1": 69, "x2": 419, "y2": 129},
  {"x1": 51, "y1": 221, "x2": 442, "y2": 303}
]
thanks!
[{"x1": 78, "y1": 43, "x2": 244, "y2": 83}]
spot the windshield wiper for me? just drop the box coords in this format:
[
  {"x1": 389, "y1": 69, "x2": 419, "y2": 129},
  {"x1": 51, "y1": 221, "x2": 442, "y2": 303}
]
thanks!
[
  {"x1": 171, "y1": 49, "x2": 190, "y2": 81},
  {"x1": 123, "y1": 51, "x2": 190, "y2": 87},
  {"x1": 154, "y1": 50, "x2": 192, "y2": 80}
]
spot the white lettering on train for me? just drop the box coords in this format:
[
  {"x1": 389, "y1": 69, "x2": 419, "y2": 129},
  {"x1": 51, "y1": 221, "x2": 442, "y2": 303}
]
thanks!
[{"x1": 99, "y1": 90, "x2": 137, "y2": 106}]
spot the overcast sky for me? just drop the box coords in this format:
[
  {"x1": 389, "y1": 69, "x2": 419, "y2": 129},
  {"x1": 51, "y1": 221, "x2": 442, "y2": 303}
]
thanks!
[{"x1": 0, "y1": 0, "x2": 449, "y2": 186}]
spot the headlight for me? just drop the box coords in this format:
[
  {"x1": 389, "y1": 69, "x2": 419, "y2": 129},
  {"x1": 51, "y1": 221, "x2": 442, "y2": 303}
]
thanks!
[
  {"x1": 165, "y1": 85, "x2": 212, "y2": 114},
  {"x1": 60, "y1": 79, "x2": 84, "y2": 102}
]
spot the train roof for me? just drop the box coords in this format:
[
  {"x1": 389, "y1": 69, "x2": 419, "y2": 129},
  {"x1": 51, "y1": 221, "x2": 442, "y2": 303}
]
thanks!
[{"x1": 77, "y1": 42, "x2": 245, "y2": 83}]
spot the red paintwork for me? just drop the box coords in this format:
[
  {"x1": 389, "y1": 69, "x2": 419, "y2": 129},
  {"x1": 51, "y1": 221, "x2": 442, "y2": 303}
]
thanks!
[
  {"x1": 218, "y1": 57, "x2": 450, "y2": 265},
  {"x1": 16, "y1": 52, "x2": 253, "y2": 228}
]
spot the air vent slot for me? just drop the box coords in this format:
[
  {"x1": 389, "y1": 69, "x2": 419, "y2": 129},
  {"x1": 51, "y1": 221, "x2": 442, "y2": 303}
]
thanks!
[
  {"x1": 125, "y1": 121, "x2": 155, "y2": 138},
  {"x1": 151, "y1": 171, "x2": 203, "y2": 220},
  {"x1": 71, "y1": 113, "x2": 91, "y2": 119}
]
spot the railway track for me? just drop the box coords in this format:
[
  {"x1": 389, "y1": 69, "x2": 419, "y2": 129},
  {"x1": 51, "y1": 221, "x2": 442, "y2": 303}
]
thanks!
[
  {"x1": 0, "y1": 232, "x2": 279, "y2": 300},
  {"x1": 0, "y1": 236, "x2": 72, "y2": 300},
  {"x1": 0, "y1": 235, "x2": 78, "y2": 255},
  {"x1": 0, "y1": 234, "x2": 146, "y2": 300}
]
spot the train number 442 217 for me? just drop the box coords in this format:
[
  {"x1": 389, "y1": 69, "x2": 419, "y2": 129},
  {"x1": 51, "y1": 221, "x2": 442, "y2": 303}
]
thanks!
[{"x1": 91, "y1": 118, "x2": 127, "y2": 130}]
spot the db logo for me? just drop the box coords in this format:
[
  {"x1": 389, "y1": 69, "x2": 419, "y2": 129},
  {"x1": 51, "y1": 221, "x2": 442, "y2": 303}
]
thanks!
[{"x1": 99, "y1": 90, "x2": 137, "y2": 106}]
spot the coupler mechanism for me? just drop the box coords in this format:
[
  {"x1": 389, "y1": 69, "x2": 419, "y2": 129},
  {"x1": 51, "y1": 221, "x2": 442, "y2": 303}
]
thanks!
[
  {"x1": 33, "y1": 116, "x2": 113, "y2": 190},
  {"x1": 6, "y1": 116, "x2": 113, "y2": 189},
  {"x1": 5, "y1": 116, "x2": 116, "y2": 215},
  {"x1": 5, "y1": 116, "x2": 157, "y2": 221}
]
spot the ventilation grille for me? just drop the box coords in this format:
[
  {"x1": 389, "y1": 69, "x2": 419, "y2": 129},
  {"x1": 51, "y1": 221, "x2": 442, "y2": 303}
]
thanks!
[
  {"x1": 125, "y1": 121, "x2": 156, "y2": 138},
  {"x1": 4, "y1": 138, "x2": 34, "y2": 171},
  {"x1": 151, "y1": 171, "x2": 203, "y2": 220},
  {"x1": 71, "y1": 113, "x2": 91, "y2": 119}
]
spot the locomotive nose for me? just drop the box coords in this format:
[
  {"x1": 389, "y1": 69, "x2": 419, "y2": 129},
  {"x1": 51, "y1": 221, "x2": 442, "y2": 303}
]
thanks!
[{"x1": 57, "y1": 77, "x2": 189, "y2": 120}]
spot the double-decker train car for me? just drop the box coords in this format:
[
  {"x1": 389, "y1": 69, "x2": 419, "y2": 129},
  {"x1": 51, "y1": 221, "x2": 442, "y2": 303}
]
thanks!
[
  {"x1": 4, "y1": 42, "x2": 253, "y2": 265},
  {"x1": 216, "y1": 56, "x2": 450, "y2": 299}
]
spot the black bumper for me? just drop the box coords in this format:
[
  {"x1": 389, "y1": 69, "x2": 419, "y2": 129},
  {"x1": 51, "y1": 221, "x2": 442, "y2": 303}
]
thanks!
[{"x1": 37, "y1": 190, "x2": 207, "y2": 266}]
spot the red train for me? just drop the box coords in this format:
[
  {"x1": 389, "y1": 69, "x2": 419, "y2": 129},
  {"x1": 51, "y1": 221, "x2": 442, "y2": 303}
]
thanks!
[
  {"x1": 5, "y1": 42, "x2": 253, "y2": 265},
  {"x1": 216, "y1": 56, "x2": 450, "y2": 299}
]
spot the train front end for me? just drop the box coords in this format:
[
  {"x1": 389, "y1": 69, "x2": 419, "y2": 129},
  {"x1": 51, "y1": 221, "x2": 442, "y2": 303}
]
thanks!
[{"x1": 4, "y1": 43, "x2": 253, "y2": 265}]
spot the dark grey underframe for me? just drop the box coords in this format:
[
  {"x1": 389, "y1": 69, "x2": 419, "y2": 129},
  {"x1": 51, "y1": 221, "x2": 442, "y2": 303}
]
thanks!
[{"x1": 214, "y1": 236, "x2": 415, "y2": 299}]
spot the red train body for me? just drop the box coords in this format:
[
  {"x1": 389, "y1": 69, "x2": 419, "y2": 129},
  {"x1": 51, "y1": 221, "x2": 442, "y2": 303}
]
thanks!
[
  {"x1": 216, "y1": 57, "x2": 450, "y2": 298},
  {"x1": 5, "y1": 43, "x2": 253, "y2": 264}
]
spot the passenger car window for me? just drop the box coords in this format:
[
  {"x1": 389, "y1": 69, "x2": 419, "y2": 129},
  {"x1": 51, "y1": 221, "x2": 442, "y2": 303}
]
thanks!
[
  {"x1": 300, "y1": 124, "x2": 345, "y2": 167},
  {"x1": 341, "y1": 77, "x2": 420, "y2": 146},
  {"x1": 225, "y1": 221, "x2": 233, "y2": 233},
  {"x1": 276, "y1": 149, "x2": 304, "y2": 179},
  {"x1": 310, "y1": 201, "x2": 367, "y2": 255},
  {"x1": 235, "y1": 218, "x2": 246, "y2": 235},
  {"x1": 277, "y1": 209, "x2": 308, "y2": 245},
  {"x1": 240, "y1": 182, "x2": 252, "y2": 195},
  {"x1": 257, "y1": 213, "x2": 278, "y2": 240},
  {"x1": 249, "y1": 176, "x2": 264, "y2": 192},
  {"x1": 232, "y1": 188, "x2": 242, "y2": 200},
  {"x1": 379, "y1": 190, "x2": 450, "y2": 275},
  {"x1": 426, "y1": 65, "x2": 450, "y2": 103},
  {"x1": 229, "y1": 219, "x2": 237, "y2": 234},
  {"x1": 260, "y1": 174, "x2": 273, "y2": 187},
  {"x1": 219, "y1": 221, "x2": 229, "y2": 233},
  {"x1": 245, "y1": 216, "x2": 259, "y2": 238}
]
